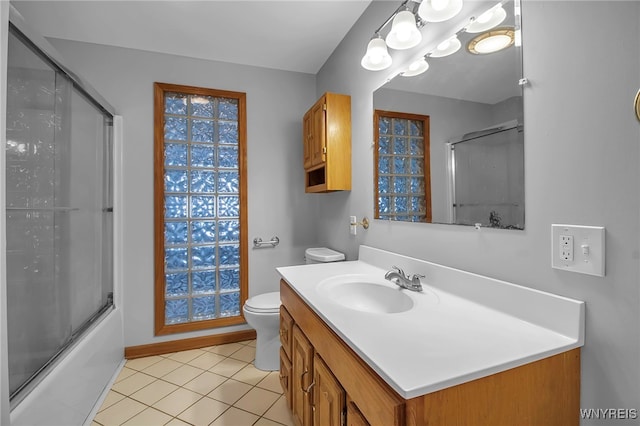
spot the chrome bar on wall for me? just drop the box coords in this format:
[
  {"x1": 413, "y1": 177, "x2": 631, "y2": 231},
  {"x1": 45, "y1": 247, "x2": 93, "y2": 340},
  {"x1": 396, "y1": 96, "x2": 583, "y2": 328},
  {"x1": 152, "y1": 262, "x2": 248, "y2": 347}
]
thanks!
[{"x1": 253, "y1": 236, "x2": 280, "y2": 248}]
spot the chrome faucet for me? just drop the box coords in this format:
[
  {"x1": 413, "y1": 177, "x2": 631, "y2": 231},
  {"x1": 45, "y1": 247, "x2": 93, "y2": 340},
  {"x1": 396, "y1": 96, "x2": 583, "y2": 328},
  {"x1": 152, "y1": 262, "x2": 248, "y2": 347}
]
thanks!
[{"x1": 384, "y1": 266, "x2": 424, "y2": 292}]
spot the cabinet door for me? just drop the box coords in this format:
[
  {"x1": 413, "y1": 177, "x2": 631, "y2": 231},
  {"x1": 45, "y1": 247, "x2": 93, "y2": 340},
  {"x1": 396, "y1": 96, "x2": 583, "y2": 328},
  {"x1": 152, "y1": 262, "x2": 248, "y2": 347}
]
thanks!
[
  {"x1": 303, "y1": 110, "x2": 312, "y2": 169},
  {"x1": 346, "y1": 397, "x2": 371, "y2": 426},
  {"x1": 292, "y1": 325, "x2": 314, "y2": 426},
  {"x1": 313, "y1": 354, "x2": 346, "y2": 426},
  {"x1": 280, "y1": 347, "x2": 293, "y2": 409},
  {"x1": 280, "y1": 306, "x2": 293, "y2": 359},
  {"x1": 310, "y1": 99, "x2": 326, "y2": 167}
]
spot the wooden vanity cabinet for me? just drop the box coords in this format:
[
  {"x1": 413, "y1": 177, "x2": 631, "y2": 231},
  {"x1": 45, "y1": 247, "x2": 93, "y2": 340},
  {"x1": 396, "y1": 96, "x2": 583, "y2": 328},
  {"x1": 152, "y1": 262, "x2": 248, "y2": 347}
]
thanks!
[
  {"x1": 281, "y1": 281, "x2": 403, "y2": 426},
  {"x1": 303, "y1": 92, "x2": 351, "y2": 193},
  {"x1": 280, "y1": 278, "x2": 581, "y2": 426}
]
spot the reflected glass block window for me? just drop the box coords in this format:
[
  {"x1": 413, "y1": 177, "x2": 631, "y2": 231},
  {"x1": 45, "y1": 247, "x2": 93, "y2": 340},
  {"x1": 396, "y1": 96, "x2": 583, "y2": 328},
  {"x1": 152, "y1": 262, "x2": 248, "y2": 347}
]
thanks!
[
  {"x1": 375, "y1": 111, "x2": 431, "y2": 222},
  {"x1": 157, "y1": 84, "x2": 245, "y2": 331}
]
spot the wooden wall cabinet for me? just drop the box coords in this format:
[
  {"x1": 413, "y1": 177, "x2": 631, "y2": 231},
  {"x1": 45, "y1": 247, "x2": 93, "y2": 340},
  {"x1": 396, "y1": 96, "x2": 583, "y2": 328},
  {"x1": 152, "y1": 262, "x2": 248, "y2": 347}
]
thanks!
[
  {"x1": 303, "y1": 93, "x2": 351, "y2": 193},
  {"x1": 279, "y1": 279, "x2": 581, "y2": 426}
]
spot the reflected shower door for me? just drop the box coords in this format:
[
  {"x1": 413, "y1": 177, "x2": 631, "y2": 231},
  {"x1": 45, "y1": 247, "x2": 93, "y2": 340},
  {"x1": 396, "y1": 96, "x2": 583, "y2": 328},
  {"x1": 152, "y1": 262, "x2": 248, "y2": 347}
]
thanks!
[
  {"x1": 452, "y1": 126, "x2": 524, "y2": 229},
  {"x1": 6, "y1": 27, "x2": 113, "y2": 402}
]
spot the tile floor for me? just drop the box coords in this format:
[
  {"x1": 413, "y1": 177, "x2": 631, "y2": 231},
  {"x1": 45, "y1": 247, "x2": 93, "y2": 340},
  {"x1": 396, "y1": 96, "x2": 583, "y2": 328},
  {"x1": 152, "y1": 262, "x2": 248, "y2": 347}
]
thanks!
[{"x1": 91, "y1": 340, "x2": 294, "y2": 426}]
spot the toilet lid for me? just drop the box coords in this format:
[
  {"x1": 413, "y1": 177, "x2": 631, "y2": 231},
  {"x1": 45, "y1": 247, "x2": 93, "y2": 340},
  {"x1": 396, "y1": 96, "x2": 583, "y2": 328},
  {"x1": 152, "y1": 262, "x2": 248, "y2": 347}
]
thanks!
[{"x1": 244, "y1": 292, "x2": 280, "y2": 313}]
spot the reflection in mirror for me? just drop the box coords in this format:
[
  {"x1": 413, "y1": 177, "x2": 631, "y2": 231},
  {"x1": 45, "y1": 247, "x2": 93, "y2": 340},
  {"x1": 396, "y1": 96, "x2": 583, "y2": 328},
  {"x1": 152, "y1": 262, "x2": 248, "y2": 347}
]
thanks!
[{"x1": 373, "y1": 0, "x2": 524, "y2": 230}]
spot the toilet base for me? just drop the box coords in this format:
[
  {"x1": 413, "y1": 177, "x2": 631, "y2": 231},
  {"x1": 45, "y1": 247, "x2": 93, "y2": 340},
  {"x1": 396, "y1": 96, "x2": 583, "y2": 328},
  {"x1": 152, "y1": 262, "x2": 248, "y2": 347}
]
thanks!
[{"x1": 253, "y1": 334, "x2": 280, "y2": 371}]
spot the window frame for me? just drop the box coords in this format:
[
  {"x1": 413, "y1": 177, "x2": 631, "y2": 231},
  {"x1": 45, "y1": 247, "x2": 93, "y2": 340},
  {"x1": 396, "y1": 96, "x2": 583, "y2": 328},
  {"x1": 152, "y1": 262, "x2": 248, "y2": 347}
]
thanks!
[
  {"x1": 153, "y1": 82, "x2": 248, "y2": 336},
  {"x1": 373, "y1": 109, "x2": 432, "y2": 222}
]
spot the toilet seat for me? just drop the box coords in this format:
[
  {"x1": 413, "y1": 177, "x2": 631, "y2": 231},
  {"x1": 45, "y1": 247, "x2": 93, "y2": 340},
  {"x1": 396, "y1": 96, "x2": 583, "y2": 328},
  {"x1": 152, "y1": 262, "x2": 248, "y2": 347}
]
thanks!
[{"x1": 244, "y1": 292, "x2": 280, "y2": 314}]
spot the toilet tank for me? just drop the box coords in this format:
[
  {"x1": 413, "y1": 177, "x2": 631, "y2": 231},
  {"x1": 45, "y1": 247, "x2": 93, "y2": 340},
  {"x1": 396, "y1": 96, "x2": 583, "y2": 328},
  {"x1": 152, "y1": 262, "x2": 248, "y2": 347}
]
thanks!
[{"x1": 305, "y1": 247, "x2": 345, "y2": 264}]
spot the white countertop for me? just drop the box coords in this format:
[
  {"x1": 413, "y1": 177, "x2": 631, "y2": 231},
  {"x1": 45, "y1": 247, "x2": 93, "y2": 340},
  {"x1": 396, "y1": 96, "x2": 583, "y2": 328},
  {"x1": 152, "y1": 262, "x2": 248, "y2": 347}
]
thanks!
[{"x1": 276, "y1": 245, "x2": 585, "y2": 399}]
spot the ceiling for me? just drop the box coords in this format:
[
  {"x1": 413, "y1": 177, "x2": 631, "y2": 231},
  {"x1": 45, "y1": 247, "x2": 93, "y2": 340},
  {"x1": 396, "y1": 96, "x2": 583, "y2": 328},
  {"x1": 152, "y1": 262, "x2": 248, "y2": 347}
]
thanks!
[{"x1": 11, "y1": 0, "x2": 372, "y2": 74}]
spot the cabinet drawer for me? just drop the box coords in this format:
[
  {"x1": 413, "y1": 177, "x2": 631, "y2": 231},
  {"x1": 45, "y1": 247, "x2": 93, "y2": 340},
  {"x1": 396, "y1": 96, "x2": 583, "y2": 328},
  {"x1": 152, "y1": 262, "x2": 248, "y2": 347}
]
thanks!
[{"x1": 280, "y1": 305, "x2": 294, "y2": 359}]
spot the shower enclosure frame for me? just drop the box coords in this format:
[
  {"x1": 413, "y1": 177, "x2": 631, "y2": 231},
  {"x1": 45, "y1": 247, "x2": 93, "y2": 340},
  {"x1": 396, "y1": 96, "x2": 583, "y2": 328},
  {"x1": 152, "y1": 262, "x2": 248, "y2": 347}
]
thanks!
[{"x1": 2, "y1": 6, "x2": 124, "y2": 423}]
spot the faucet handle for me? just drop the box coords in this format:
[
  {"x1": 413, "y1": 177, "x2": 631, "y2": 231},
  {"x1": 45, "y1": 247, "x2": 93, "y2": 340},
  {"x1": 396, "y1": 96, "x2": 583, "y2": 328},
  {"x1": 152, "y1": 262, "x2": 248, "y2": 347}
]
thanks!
[
  {"x1": 411, "y1": 273, "x2": 425, "y2": 282},
  {"x1": 392, "y1": 265, "x2": 406, "y2": 277}
]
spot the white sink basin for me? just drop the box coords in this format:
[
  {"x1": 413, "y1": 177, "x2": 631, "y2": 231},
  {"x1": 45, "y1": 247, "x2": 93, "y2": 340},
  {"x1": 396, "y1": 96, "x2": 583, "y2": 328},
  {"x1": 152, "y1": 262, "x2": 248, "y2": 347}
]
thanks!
[{"x1": 318, "y1": 275, "x2": 414, "y2": 314}]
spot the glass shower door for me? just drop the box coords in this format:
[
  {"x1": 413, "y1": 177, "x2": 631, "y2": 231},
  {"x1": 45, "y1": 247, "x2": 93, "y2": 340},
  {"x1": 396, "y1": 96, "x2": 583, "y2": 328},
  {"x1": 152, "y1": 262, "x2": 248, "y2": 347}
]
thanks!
[{"x1": 6, "y1": 27, "x2": 114, "y2": 402}]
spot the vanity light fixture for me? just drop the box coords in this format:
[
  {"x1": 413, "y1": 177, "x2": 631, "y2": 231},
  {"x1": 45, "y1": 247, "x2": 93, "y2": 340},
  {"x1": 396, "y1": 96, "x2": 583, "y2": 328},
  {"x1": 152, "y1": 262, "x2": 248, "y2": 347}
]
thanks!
[
  {"x1": 418, "y1": 0, "x2": 463, "y2": 23},
  {"x1": 401, "y1": 57, "x2": 430, "y2": 77},
  {"x1": 360, "y1": 0, "x2": 428, "y2": 71},
  {"x1": 429, "y1": 34, "x2": 461, "y2": 57},
  {"x1": 467, "y1": 27, "x2": 515, "y2": 54},
  {"x1": 466, "y1": 3, "x2": 506, "y2": 33},
  {"x1": 361, "y1": 35, "x2": 393, "y2": 71},
  {"x1": 386, "y1": 8, "x2": 423, "y2": 50}
]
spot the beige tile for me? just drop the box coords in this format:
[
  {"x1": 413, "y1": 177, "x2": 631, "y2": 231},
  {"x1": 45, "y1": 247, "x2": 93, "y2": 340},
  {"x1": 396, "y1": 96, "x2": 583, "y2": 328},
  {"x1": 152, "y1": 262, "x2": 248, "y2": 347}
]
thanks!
[
  {"x1": 232, "y1": 363, "x2": 270, "y2": 386},
  {"x1": 124, "y1": 356, "x2": 164, "y2": 371},
  {"x1": 114, "y1": 367, "x2": 137, "y2": 383},
  {"x1": 93, "y1": 397, "x2": 147, "y2": 426},
  {"x1": 122, "y1": 407, "x2": 173, "y2": 426},
  {"x1": 142, "y1": 358, "x2": 183, "y2": 378},
  {"x1": 165, "y1": 418, "x2": 191, "y2": 426},
  {"x1": 165, "y1": 348, "x2": 206, "y2": 364},
  {"x1": 211, "y1": 407, "x2": 259, "y2": 426},
  {"x1": 256, "y1": 371, "x2": 284, "y2": 394},
  {"x1": 153, "y1": 387, "x2": 203, "y2": 417},
  {"x1": 111, "y1": 372, "x2": 157, "y2": 396},
  {"x1": 97, "y1": 390, "x2": 125, "y2": 412},
  {"x1": 262, "y1": 395, "x2": 295, "y2": 426},
  {"x1": 188, "y1": 351, "x2": 227, "y2": 370},
  {"x1": 228, "y1": 345, "x2": 256, "y2": 363},
  {"x1": 206, "y1": 342, "x2": 244, "y2": 356},
  {"x1": 176, "y1": 396, "x2": 229, "y2": 425},
  {"x1": 183, "y1": 371, "x2": 228, "y2": 395},
  {"x1": 209, "y1": 357, "x2": 248, "y2": 378},
  {"x1": 130, "y1": 379, "x2": 179, "y2": 406},
  {"x1": 162, "y1": 364, "x2": 204, "y2": 386},
  {"x1": 234, "y1": 387, "x2": 281, "y2": 416},
  {"x1": 207, "y1": 378, "x2": 252, "y2": 405},
  {"x1": 244, "y1": 339, "x2": 257, "y2": 347}
]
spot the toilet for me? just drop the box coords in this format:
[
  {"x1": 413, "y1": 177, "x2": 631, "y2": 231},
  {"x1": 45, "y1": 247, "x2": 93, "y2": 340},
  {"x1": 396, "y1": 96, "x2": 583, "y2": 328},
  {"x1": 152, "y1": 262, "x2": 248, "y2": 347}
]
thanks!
[{"x1": 243, "y1": 247, "x2": 345, "y2": 371}]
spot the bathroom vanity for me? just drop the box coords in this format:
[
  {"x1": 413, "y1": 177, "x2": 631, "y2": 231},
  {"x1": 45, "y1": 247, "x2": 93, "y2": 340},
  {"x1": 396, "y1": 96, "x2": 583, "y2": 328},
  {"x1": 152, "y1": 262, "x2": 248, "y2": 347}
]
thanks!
[{"x1": 276, "y1": 246, "x2": 584, "y2": 426}]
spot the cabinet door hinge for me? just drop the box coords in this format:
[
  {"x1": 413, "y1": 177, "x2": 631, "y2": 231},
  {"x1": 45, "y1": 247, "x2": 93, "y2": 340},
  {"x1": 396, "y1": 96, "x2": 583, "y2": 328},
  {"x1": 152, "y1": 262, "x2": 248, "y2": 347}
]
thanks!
[
  {"x1": 341, "y1": 408, "x2": 346, "y2": 426},
  {"x1": 322, "y1": 146, "x2": 327, "y2": 154},
  {"x1": 323, "y1": 103, "x2": 327, "y2": 111}
]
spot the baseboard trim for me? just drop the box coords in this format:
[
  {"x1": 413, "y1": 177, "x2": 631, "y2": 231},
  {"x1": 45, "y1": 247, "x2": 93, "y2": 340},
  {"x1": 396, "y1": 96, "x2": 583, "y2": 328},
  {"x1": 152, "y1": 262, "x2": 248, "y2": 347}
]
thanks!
[{"x1": 124, "y1": 329, "x2": 257, "y2": 359}]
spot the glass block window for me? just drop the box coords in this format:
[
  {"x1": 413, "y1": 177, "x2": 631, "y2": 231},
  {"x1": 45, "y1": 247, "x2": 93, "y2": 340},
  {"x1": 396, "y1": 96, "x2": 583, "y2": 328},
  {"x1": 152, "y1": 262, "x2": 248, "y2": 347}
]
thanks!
[
  {"x1": 374, "y1": 110, "x2": 431, "y2": 222},
  {"x1": 154, "y1": 83, "x2": 247, "y2": 335}
]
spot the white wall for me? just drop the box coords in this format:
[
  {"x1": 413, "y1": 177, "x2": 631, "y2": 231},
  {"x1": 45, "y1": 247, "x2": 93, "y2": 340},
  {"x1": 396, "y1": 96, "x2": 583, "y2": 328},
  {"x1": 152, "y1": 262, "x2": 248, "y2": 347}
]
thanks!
[
  {"x1": 48, "y1": 39, "x2": 319, "y2": 347},
  {"x1": 316, "y1": 0, "x2": 640, "y2": 422}
]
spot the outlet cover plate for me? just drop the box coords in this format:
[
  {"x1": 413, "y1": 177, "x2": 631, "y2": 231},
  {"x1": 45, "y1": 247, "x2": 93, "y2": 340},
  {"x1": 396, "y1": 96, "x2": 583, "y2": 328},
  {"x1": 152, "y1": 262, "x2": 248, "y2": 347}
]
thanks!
[{"x1": 552, "y1": 224, "x2": 605, "y2": 276}]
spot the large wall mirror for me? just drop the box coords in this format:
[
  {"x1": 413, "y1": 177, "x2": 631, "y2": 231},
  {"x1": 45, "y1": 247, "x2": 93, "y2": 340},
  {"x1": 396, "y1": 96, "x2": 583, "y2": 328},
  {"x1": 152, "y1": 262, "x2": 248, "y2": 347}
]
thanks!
[{"x1": 373, "y1": 0, "x2": 524, "y2": 230}]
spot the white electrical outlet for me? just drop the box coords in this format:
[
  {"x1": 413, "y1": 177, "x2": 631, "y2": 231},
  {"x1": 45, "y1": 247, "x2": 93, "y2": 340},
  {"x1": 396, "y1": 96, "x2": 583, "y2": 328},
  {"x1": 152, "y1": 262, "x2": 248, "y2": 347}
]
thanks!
[
  {"x1": 551, "y1": 224, "x2": 605, "y2": 277},
  {"x1": 559, "y1": 235, "x2": 573, "y2": 261}
]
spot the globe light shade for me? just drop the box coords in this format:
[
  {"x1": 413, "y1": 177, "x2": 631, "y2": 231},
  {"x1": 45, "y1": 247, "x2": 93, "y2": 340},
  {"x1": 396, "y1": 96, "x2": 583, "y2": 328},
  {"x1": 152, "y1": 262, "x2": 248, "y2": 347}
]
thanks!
[
  {"x1": 466, "y1": 5, "x2": 506, "y2": 33},
  {"x1": 429, "y1": 35, "x2": 461, "y2": 57},
  {"x1": 401, "y1": 58, "x2": 429, "y2": 77},
  {"x1": 361, "y1": 36, "x2": 393, "y2": 71},
  {"x1": 385, "y1": 10, "x2": 422, "y2": 50},
  {"x1": 418, "y1": 0, "x2": 463, "y2": 23}
]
